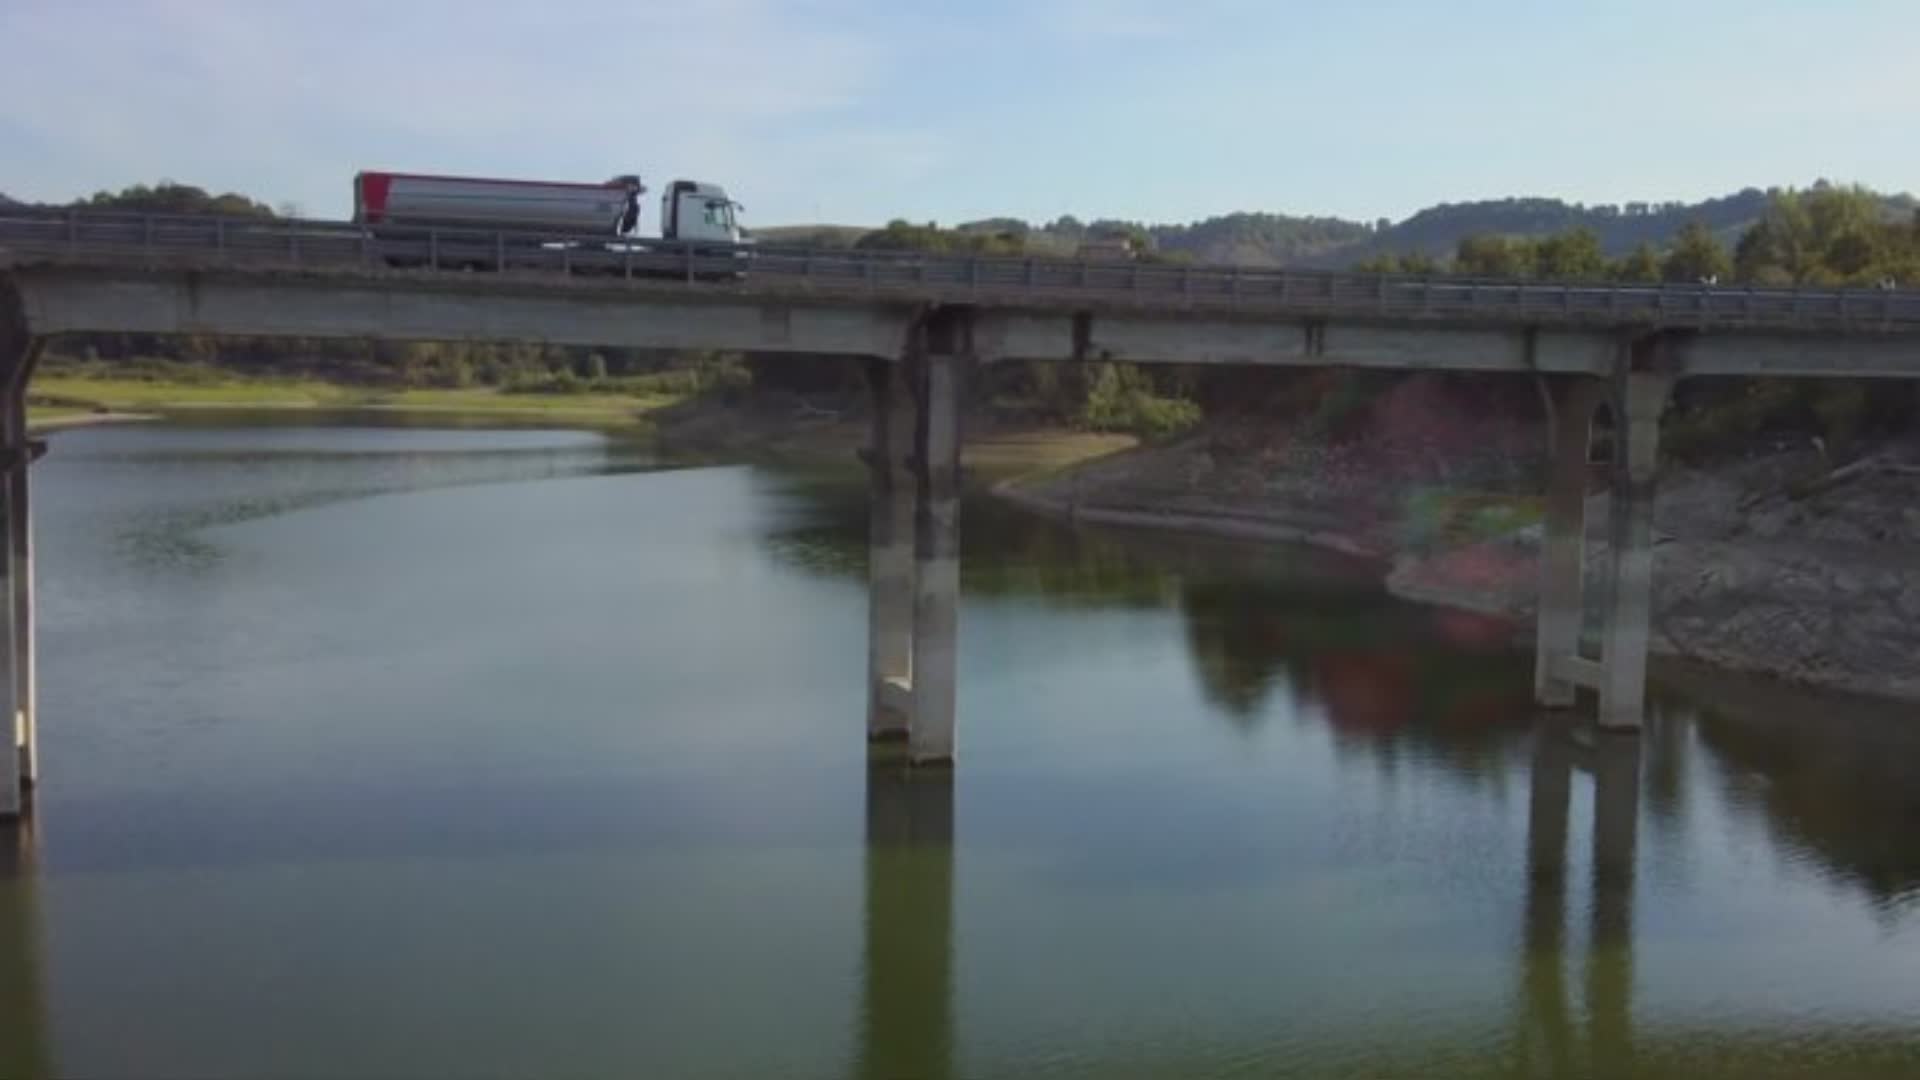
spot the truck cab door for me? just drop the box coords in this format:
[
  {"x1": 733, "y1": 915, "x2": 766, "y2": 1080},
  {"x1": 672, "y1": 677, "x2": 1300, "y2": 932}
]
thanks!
[{"x1": 667, "y1": 195, "x2": 734, "y2": 244}]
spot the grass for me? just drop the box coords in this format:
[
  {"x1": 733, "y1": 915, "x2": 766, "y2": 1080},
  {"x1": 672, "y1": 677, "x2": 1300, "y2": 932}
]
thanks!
[
  {"x1": 969, "y1": 431, "x2": 1137, "y2": 486},
  {"x1": 25, "y1": 403, "x2": 94, "y2": 427},
  {"x1": 28, "y1": 372, "x2": 681, "y2": 430}
]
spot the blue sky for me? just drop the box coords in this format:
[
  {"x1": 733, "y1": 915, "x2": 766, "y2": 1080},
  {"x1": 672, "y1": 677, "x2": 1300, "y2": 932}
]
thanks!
[{"x1": 2, "y1": 0, "x2": 1915, "y2": 228}]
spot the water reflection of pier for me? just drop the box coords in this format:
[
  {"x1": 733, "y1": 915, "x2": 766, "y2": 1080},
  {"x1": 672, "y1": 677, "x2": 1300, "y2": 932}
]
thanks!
[
  {"x1": 1517, "y1": 717, "x2": 1640, "y2": 1078},
  {"x1": 857, "y1": 755, "x2": 955, "y2": 1080},
  {"x1": 1, "y1": 820, "x2": 50, "y2": 1080}
]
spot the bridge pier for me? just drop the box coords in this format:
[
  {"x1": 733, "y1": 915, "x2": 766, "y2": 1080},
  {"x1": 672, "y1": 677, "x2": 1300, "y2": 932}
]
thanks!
[
  {"x1": 1532, "y1": 368, "x2": 1674, "y2": 731},
  {"x1": 1597, "y1": 372, "x2": 1674, "y2": 730},
  {"x1": 864, "y1": 314, "x2": 968, "y2": 766},
  {"x1": 865, "y1": 357, "x2": 916, "y2": 742},
  {"x1": 0, "y1": 327, "x2": 38, "y2": 820}
]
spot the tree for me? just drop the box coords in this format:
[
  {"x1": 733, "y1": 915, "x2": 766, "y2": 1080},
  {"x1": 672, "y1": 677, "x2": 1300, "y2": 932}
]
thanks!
[
  {"x1": 82, "y1": 181, "x2": 275, "y2": 218},
  {"x1": 1612, "y1": 243, "x2": 1661, "y2": 283},
  {"x1": 1661, "y1": 222, "x2": 1730, "y2": 283},
  {"x1": 1453, "y1": 234, "x2": 1527, "y2": 277},
  {"x1": 1733, "y1": 220, "x2": 1787, "y2": 283},
  {"x1": 1532, "y1": 228, "x2": 1605, "y2": 280}
]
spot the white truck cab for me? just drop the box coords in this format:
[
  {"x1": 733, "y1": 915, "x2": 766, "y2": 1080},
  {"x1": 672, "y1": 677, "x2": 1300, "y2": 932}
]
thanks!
[{"x1": 660, "y1": 180, "x2": 748, "y2": 245}]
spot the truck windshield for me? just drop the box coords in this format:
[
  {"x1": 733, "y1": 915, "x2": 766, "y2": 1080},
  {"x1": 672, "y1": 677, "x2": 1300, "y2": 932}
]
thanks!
[{"x1": 703, "y1": 201, "x2": 735, "y2": 230}]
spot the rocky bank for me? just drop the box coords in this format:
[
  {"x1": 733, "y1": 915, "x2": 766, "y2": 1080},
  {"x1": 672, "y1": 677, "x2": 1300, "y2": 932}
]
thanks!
[{"x1": 1005, "y1": 374, "x2": 1920, "y2": 706}]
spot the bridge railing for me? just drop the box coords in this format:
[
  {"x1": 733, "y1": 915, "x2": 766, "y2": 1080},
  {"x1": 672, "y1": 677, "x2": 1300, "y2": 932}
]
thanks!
[{"x1": 6, "y1": 207, "x2": 1920, "y2": 332}]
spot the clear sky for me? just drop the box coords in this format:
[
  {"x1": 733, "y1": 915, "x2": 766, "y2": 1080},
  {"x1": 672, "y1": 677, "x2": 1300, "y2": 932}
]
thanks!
[{"x1": 2, "y1": 0, "x2": 1914, "y2": 228}]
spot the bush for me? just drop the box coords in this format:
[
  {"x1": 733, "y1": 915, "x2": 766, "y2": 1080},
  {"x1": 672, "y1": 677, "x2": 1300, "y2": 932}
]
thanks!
[{"x1": 1082, "y1": 363, "x2": 1202, "y2": 438}]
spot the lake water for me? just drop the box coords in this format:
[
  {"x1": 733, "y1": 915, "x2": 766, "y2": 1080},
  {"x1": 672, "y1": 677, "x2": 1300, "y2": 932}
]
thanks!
[{"x1": 3, "y1": 421, "x2": 1919, "y2": 1078}]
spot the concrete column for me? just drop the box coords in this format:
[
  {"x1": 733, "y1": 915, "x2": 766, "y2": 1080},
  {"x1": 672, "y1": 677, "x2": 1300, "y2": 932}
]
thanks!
[
  {"x1": 6, "y1": 381, "x2": 35, "y2": 794},
  {"x1": 909, "y1": 348, "x2": 962, "y2": 766},
  {"x1": 857, "y1": 756, "x2": 954, "y2": 1080},
  {"x1": 1597, "y1": 373, "x2": 1673, "y2": 730},
  {"x1": 0, "y1": 334, "x2": 32, "y2": 820},
  {"x1": 866, "y1": 357, "x2": 916, "y2": 742},
  {"x1": 1534, "y1": 377, "x2": 1604, "y2": 708}
]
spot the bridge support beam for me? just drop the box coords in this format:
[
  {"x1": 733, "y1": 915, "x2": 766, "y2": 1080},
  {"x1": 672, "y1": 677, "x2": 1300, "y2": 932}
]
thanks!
[
  {"x1": 865, "y1": 357, "x2": 916, "y2": 742},
  {"x1": 0, "y1": 326, "x2": 38, "y2": 820}
]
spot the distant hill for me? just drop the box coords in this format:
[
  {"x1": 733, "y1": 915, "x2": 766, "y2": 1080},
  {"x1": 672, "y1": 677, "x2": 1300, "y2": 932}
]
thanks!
[
  {"x1": 765, "y1": 182, "x2": 1917, "y2": 268},
  {"x1": 1144, "y1": 213, "x2": 1373, "y2": 266}
]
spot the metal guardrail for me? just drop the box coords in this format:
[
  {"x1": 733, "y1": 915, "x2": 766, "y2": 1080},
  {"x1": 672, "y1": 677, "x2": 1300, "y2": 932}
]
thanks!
[{"x1": 5, "y1": 207, "x2": 1920, "y2": 333}]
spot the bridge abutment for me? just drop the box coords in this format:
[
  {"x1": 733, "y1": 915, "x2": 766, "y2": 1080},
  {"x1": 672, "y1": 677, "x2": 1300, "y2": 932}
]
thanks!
[{"x1": 1532, "y1": 367, "x2": 1674, "y2": 731}]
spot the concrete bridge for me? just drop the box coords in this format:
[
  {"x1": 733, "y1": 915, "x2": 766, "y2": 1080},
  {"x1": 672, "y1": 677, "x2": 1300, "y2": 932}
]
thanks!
[{"x1": 3, "y1": 207, "x2": 1920, "y2": 815}]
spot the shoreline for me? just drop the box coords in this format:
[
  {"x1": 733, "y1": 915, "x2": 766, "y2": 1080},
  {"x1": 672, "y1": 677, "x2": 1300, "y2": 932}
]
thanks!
[
  {"x1": 26, "y1": 399, "x2": 666, "y2": 435},
  {"x1": 28, "y1": 410, "x2": 160, "y2": 433},
  {"x1": 993, "y1": 438, "x2": 1920, "y2": 710},
  {"x1": 992, "y1": 476, "x2": 1381, "y2": 560}
]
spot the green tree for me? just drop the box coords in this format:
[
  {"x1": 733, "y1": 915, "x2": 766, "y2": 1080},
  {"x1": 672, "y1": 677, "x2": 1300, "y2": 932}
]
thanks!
[
  {"x1": 1612, "y1": 243, "x2": 1661, "y2": 283},
  {"x1": 81, "y1": 181, "x2": 274, "y2": 218},
  {"x1": 1660, "y1": 222, "x2": 1731, "y2": 283},
  {"x1": 1532, "y1": 228, "x2": 1605, "y2": 279},
  {"x1": 1733, "y1": 220, "x2": 1788, "y2": 283},
  {"x1": 1397, "y1": 251, "x2": 1439, "y2": 275},
  {"x1": 1453, "y1": 234, "x2": 1527, "y2": 277}
]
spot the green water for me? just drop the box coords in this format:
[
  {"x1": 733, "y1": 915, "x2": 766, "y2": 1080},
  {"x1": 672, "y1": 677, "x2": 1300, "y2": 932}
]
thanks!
[{"x1": 1, "y1": 420, "x2": 1917, "y2": 1079}]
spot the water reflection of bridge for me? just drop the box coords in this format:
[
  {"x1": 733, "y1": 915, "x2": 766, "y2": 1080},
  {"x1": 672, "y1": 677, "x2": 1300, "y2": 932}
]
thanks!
[
  {"x1": 854, "y1": 718, "x2": 1645, "y2": 1079},
  {"x1": 851, "y1": 702, "x2": 1920, "y2": 1076},
  {"x1": 780, "y1": 487, "x2": 1920, "y2": 907}
]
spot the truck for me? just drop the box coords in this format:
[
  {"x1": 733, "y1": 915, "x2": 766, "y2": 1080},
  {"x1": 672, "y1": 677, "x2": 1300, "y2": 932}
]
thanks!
[{"x1": 351, "y1": 171, "x2": 749, "y2": 269}]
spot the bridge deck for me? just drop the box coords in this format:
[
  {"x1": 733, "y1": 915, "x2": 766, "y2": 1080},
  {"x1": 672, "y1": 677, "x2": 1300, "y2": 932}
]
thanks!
[{"x1": 6, "y1": 208, "x2": 1920, "y2": 336}]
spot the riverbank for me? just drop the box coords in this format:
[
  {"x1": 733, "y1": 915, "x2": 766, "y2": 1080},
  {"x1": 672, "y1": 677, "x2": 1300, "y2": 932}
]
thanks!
[
  {"x1": 28, "y1": 371, "x2": 681, "y2": 433},
  {"x1": 646, "y1": 389, "x2": 1136, "y2": 473},
  {"x1": 1004, "y1": 374, "x2": 1920, "y2": 705}
]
